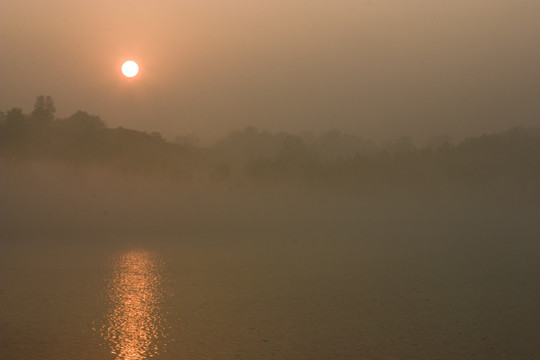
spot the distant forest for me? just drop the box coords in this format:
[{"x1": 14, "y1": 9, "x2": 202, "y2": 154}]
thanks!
[{"x1": 1, "y1": 96, "x2": 539, "y2": 196}]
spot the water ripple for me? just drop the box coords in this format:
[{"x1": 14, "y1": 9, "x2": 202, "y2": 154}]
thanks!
[{"x1": 101, "y1": 249, "x2": 167, "y2": 360}]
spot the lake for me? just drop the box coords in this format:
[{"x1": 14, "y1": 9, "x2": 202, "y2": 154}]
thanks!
[{"x1": 2, "y1": 229, "x2": 539, "y2": 360}]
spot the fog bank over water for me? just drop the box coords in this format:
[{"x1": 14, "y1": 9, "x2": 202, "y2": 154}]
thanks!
[
  {"x1": 2, "y1": 104, "x2": 540, "y2": 359},
  {"x1": 1, "y1": 102, "x2": 538, "y2": 240},
  {"x1": 3, "y1": 1, "x2": 540, "y2": 358},
  {"x1": 2, "y1": 154, "x2": 540, "y2": 359}
]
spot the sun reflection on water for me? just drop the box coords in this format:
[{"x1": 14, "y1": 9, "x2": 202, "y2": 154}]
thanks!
[{"x1": 102, "y1": 250, "x2": 167, "y2": 360}]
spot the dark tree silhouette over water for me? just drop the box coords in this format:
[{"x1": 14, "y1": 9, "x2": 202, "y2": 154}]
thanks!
[
  {"x1": 2, "y1": 98, "x2": 540, "y2": 360},
  {"x1": 1, "y1": 96, "x2": 539, "y2": 197},
  {"x1": 31, "y1": 95, "x2": 56, "y2": 125}
]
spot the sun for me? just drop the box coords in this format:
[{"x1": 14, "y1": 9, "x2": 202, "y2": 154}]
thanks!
[{"x1": 122, "y1": 60, "x2": 139, "y2": 78}]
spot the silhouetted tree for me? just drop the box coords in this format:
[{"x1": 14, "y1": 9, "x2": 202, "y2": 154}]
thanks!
[
  {"x1": 426, "y1": 134, "x2": 453, "y2": 150},
  {"x1": 58, "y1": 111, "x2": 105, "y2": 133},
  {"x1": 31, "y1": 95, "x2": 56, "y2": 125},
  {"x1": 174, "y1": 134, "x2": 200, "y2": 147},
  {"x1": 4, "y1": 107, "x2": 26, "y2": 125},
  {"x1": 2, "y1": 95, "x2": 539, "y2": 195},
  {"x1": 0, "y1": 108, "x2": 32, "y2": 152},
  {"x1": 309, "y1": 130, "x2": 378, "y2": 160},
  {"x1": 384, "y1": 136, "x2": 415, "y2": 154}
]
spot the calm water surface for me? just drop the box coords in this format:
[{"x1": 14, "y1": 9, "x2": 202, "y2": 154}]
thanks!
[
  {"x1": 102, "y1": 250, "x2": 167, "y2": 360},
  {"x1": 1, "y1": 238, "x2": 539, "y2": 359}
]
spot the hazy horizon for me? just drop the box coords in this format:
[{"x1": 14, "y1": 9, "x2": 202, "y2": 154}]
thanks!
[
  {"x1": 3, "y1": 2, "x2": 540, "y2": 359},
  {"x1": 2, "y1": 0, "x2": 539, "y2": 143}
]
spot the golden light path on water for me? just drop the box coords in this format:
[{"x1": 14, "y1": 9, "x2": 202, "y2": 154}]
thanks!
[{"x1": 102, "y1": 250, "x2": 167, "y2": 360}]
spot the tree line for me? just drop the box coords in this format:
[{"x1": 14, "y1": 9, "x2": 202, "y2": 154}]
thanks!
[{"x1": 1, "y1": 96, "x2": 539, "y2": 194}]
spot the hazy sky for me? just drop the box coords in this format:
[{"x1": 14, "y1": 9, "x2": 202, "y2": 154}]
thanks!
[{"x1": 1, "y1": 0, "x2": 539, "y2": 142}]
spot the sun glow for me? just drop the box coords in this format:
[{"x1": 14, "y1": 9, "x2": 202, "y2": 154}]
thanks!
[{"x1": 122, "y1": 61, "x2": 139, "y2": 78}]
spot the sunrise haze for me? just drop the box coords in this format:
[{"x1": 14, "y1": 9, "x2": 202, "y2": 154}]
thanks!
[{"x1": 2, "y1": 0, "x2": 539, "y2": 142}]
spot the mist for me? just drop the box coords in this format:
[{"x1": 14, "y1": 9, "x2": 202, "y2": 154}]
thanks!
[
  {"x1": 2, "y1": 1, "x2": 540, "y2": 359},
  {"x1": 2, "y1": 103, "x2": 540, "y2": 358},
  {"x1": 2, "y1": 0, "x2": 540, "y2": 142}
]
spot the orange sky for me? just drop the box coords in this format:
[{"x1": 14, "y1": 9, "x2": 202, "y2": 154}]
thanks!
[{"x1": 1, "y1": 0, "x2": 539, "y2": 142}]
